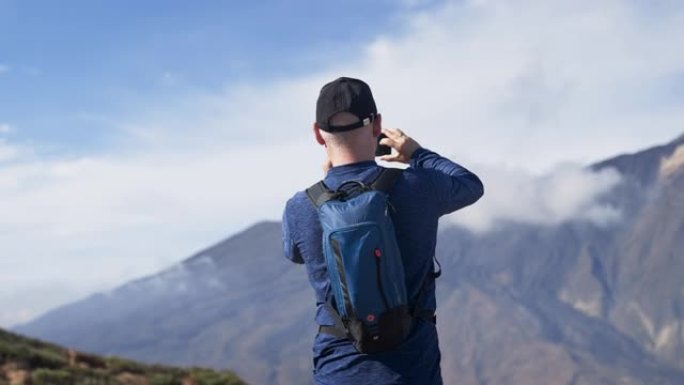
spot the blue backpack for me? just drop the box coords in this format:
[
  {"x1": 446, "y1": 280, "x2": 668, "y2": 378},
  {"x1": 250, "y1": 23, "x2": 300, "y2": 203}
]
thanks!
[{"x1": 306, "y1": 168, "x2": 439, "y2": 353}]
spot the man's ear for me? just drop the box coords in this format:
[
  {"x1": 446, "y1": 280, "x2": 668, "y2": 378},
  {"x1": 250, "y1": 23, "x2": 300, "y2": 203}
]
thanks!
[
  {"x1": 313, "y1": 123, "x2": 326, "y2": 146},
  {"x1": 372, "y1": 113, "x2": 382, "y2": 137}
]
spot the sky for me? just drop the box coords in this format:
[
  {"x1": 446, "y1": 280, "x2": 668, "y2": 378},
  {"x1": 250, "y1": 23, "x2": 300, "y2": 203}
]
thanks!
[{"x1": 1, "y1": 0, "x2": 684, "y2": 327}]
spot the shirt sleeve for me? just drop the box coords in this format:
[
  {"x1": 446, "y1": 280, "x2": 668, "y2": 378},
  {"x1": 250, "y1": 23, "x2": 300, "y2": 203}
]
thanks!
[
  {"x1": 282, "y1": 199, "x2": 305, "y2": 264},
  {"x1": 410, "y1": 147, "x2": 484, "y2": 216}
]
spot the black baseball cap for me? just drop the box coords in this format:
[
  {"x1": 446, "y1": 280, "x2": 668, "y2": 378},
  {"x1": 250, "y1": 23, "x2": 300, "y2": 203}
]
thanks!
[{"x1": 316, "y1": 77, "x2": 378, "y2": 133}]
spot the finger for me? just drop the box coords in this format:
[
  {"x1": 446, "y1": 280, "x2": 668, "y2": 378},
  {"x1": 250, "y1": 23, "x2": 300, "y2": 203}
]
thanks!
[
  {"x1": 382, "y1": 128, "x2": 402, "y2": 139},
  {"x1": 385, "y1": 127, "x2": 407, "y2": 139},
  {"x1": 379, "y1": 138, "x2": 397, "y2": 148},
  {"x1": 379, "y1": 154, "x2": 398, "y2": 162}
]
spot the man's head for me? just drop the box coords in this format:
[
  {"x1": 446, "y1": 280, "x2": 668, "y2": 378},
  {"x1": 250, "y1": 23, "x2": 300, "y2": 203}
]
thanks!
[
  {"x1": 313, "y1": 77, "x2": 382, "y2": 159},
  {"x1": 316, "y1": 77, "x2": 377, "y2": 132}
]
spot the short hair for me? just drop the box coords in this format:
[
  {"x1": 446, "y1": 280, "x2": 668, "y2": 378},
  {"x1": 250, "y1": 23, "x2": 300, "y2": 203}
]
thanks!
[{"x1": 321, "y1": 112, "x2": 371, "y2": 147}]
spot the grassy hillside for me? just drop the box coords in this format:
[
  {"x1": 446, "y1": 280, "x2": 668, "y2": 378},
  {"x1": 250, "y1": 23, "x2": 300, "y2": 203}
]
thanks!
[{"x1": 0, "y1": 328, "x2": 248, "y2": 385}]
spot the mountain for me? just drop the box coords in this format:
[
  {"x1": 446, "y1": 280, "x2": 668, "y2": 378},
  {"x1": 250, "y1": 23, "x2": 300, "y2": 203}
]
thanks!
[
  {"x1": 14, "y1": 133, "x2": 684, "y2": 385},
  {"x1": 431, "y1": 133, "x2": 684, "y2": 384},
  {"x1": 14, "y1": 222, "x2": 311, "y2": 385},
  {"x1": 0, "y1": 328, "x2": 248, "y2": 385}
]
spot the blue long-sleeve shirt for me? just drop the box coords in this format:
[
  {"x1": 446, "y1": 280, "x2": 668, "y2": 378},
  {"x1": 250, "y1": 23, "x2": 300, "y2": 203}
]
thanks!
[{"x1": 282, "y1": 148, "x2": 483, "y2": 385}]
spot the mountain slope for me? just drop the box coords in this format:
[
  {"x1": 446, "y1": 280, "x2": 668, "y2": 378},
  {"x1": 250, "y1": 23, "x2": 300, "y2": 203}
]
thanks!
[
  {"x1": 0, "y1": 328, "x2": 248, "y2": 385},
  {"x1": 15, "y1": 222, "x2": 313, "y2": 385},
  {"x1": 15, "y1": 133, "x2": 684, "y2": 385}
]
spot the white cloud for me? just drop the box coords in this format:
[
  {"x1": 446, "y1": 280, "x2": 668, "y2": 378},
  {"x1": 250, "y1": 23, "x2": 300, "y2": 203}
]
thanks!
[
  {"x1": 119, "y1": 0, "x2": 684, "y2": 172},
  {"x1": 356, "y1": 0, "x2": 684, "y2": 171},
  {"x1": 447, "y1": 163, "x2": 623, "y2": 232},
  {"x1": 0, "y1": 284, "x2": 86, "y2": 327},
  {"x1": 0, "y1": 64, "x2": 10, "y2": 74},
  {"x1": 0, "y1": 139, "x2": 20, "y2": 162},
  {"x1": 3, "y1": 0, "x2": 684, "y2": 327},
  {"x1": 0, "y1": 123, "x2": 13, "y2": 134},
  {"x1": 0, "y1": 138, "x2": 321, "y2": 327}
]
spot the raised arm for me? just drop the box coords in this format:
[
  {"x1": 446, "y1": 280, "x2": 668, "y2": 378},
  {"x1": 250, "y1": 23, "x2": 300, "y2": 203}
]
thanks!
[{"x1": 380, "y1": 128, "x2": 484, "y2": 216}]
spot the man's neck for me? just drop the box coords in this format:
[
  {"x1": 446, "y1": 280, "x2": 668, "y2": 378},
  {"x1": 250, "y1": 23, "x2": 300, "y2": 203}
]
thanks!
[{"x1": 328, "y1": 151, "x2": 375, "y2": 167}]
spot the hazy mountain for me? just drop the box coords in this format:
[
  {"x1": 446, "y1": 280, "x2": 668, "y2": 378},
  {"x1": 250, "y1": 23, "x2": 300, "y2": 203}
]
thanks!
[
  {"x1": 15, "y1": 222, "x2": 312, "y2": 385},
  {"x1": 15, "y1": 133, "x2": 684, "y2": 385}
]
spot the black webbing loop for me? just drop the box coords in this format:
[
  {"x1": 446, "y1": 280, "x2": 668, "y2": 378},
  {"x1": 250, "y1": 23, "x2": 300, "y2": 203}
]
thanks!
[
  {"x1": 411, "y1": 256, "x2": 441, "y2": 318},
  {"x1": 415, "y1": 309, "x2": 437, "y2": 324},
  {"x1": 305, "y1": 181, "x2": 337, "y2": 208},
  {"x1": 371, "y1": 167, "x2": 403, "y2": 194},
  {"x1": 432, "y1": 256, "x2": 442, "y2": 279}
]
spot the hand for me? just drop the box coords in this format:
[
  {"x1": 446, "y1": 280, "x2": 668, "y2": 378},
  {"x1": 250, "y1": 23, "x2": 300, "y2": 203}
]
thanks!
[{"x1": 379, "y1": 128, "x2": 421, "y2": 164}]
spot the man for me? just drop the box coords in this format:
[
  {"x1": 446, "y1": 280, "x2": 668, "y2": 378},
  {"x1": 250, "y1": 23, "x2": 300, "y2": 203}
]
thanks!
[{"x1": 282, "y1": 77, "x2": 484, "y2": 385}]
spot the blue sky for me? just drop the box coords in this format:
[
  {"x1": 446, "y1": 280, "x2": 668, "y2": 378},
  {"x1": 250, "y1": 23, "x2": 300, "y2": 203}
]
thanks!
[
  {"x1": 0, "y1": 0, "x2": 429, "y2": 152},
  {"x1": 1, "y1": 0, "x2": 684, "y2": 327}
]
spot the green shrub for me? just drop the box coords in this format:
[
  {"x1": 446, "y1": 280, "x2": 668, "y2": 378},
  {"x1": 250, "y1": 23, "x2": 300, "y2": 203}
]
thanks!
[
  {"x1": 1, "y1": 329, "x2": 248, "y2": 385},
  {"x1": 70, "y1": 368, "x2": 116, "y2": 385},
  {"x1": 191, "y1": 368, "x2": 246, "y2": 385},
  {"x1": 29, "y1": 348, "x2": 68, "y2": 369},
  {"x1": 0, "y1": 341, "x2": 67, "y2": 369},
  {"x1": 0, "y1": 340, "x2": 24, "y2": 360},
  {"x1": 105, "y1": 356, "x2": 148, "y2": 375},
  {"x1": 32, "y1": 368, "x2": 74, "y2": 385},
  {"x1": 148, "y1": 372, "x2": 182, "y2": 385}
]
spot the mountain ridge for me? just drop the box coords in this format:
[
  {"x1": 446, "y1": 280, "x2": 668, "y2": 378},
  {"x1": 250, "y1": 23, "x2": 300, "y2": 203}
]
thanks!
[{"x1": 592, "y1": 131, "x2": 684, "y2": 185}]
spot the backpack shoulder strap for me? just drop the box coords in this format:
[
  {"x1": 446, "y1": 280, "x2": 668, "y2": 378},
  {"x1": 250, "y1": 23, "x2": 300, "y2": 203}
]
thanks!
[
  {"x1": 305, "y1": 181, "x2": 337, "y2": 208},
  {"x1": 306, "y1": 167, "x2": 403, "y2": 207},
  {"x1": 370, "y1": 167, "x2": 403, "y2": 194}
]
